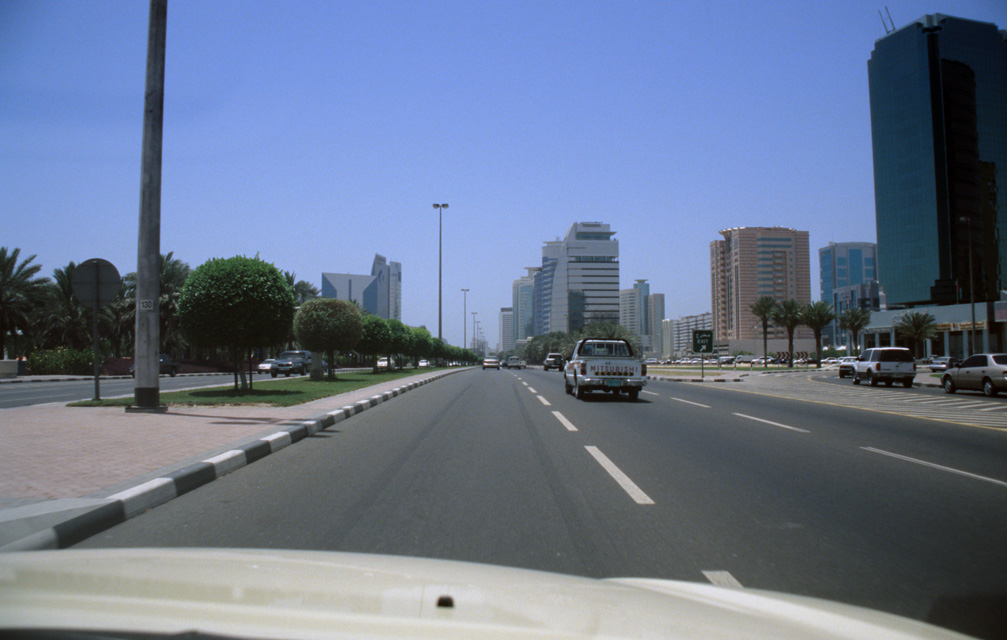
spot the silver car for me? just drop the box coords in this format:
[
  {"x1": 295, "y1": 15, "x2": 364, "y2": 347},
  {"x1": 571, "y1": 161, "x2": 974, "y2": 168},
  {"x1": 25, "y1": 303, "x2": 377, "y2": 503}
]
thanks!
[{"x1": 941, "y1": 353, "x2": 1007, "y2": 397}]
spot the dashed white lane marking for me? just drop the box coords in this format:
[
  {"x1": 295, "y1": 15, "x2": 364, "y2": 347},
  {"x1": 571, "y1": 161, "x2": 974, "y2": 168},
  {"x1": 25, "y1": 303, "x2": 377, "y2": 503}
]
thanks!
[
  {"x1": 521, "y1": 381, "x2": 529, "y2": 386},
  {"x1": 585, "y1": 446, "x2": 654, "y2": 505},
  {"x1": 537, "y1": 395, "x2": 551, "y2": 406},
  {"x1": 642, "y1": 390, "x2": 660, "y2": 396},
  {"x1": 862, "y1": 447, "x2": 1007, "y2": 489},
  {"x1": 527, "y1": 387, "x2": 537, "y2": 394},
  {"x1": 702, "y1": 571, "x2": 743, "y2": 588},
  {"x1": 733, "y1": 413, "x2": 810, "y2": 433},
  {"x1": 978, "y1": 404, "x2": 1007, "y2": 412},
  {"x1": 552, "y1": 411, "x2": 578, "y2": 431},
  {"x1": 673, "y1": 397, "x2": 711, "y2": 408}
]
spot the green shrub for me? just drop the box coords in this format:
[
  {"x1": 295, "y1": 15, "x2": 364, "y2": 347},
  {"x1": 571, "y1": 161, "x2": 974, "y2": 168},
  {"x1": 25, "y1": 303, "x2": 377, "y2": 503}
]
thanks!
[{"x1": 26, "y1": 347, "x2": 93, "y2": 375}]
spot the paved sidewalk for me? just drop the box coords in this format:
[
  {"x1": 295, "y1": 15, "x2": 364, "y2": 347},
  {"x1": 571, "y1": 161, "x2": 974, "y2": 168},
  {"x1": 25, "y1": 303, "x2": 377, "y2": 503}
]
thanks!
[{"x1": 0, "y1": 369, "x2": 463, "y2": 549}]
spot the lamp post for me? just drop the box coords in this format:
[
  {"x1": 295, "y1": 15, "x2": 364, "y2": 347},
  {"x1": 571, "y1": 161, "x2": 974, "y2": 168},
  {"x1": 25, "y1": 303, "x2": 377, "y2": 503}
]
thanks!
[
  {"x1": 959, "y1": 216, "x2": 977, "y2": 355},
  {"x1": 432, "y1": 204, "x2": 448, "y2": 340},
  {"x1": 461, "y1": 288, "x2": 469, "y2": 351},
  {"x1": 471, "y1": 311, "x2": 478, "y2": 351}
]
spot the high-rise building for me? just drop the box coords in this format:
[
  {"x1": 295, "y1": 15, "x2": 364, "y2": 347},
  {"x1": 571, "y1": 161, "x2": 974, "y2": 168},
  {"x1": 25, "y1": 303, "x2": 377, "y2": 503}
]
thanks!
[
  {"x1": 512, "y1": 269, "x2": 536, "y2": 343},
  {"x1": 620, "y1": 280, "x2": 664, "y2": 354},
  {"x1": 321, "y1": 254, "x2": 402, "y2": 320},
  {"x1": 533, "y1": 241, "x2": 561, "y2": 336},
  {"x1": 819, "y1": 242, "x2": 880, "y2": 345},
  {"x1": 868, "y1": 14, "x2": 1007, "y2": 307},
  {"x1": 547, "y1": 222, "x2": 620, "y2": 333},
  {"x1": 663, "y1": 313, "x2": 712, "y2": 358},
  {"x1": 710, "y1": 227, "x2": 812, "y2": 347},
  {"x1": 499, "y1": 307, "x2": 515, "y2": 353}
]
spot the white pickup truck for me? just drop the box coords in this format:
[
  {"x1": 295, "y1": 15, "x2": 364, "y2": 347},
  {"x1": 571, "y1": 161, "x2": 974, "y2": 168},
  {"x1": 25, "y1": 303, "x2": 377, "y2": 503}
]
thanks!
[{"x1": 564, "y1": 338, "x2": 647, "y2": 401}]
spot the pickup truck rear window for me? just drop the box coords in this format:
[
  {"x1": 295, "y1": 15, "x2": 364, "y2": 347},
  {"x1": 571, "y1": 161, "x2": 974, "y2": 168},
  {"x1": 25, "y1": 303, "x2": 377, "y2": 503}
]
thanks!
[{"x1": 581, "y1": 342, "x2": 632, "y2": 357}]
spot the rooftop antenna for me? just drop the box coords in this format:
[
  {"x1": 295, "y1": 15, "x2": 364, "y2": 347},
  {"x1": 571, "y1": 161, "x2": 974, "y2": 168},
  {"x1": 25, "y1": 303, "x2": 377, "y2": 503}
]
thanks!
[{"x1": 878, "y1": 6, "x2": 894, "y2": 34}]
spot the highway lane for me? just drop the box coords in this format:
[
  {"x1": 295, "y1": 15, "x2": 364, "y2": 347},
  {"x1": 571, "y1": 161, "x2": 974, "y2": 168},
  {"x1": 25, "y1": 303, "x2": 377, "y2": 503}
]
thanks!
[
  {"x1": 0, "y1": 373, "x2": 291, "y2": 408},
  {"x1": 78, "y1": 368, "x2": 1007, "y2": 639}
]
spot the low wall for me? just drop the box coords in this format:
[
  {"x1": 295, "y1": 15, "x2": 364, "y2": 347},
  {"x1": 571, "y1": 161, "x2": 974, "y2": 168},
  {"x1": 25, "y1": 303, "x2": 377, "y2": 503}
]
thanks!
[{"x1": 0, "y1": 360, "x2": 18, "y2": 379}]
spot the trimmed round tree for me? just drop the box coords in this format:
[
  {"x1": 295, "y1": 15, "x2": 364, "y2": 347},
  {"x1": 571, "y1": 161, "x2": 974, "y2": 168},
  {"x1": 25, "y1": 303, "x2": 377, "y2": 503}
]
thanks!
[
  {"x1": 293, "y1": 298, "x2": 362, "y2": 380},
  {"x1": 179, "y1": 256, "x2": 295, "y2": 391},
  {"x1": 357, "y1": 313, "x2": 392, "y2": 372}
]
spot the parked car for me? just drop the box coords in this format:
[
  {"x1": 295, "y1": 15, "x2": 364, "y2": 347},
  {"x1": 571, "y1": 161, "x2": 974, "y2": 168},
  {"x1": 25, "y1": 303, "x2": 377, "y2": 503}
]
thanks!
[
  {"x1": 941, "y1": 353, "x2": 1007, "y2": 396},
  {"x1": 418, "y1": 359, "x2": 429, "y2": 368},
  {"x1": 929, "y1": 356, "x2": 954, "y2": 372},
  {"x1": 130, "y1": 354, "x2": 180, "y2": 377},
  {"x1": 271, "y1": 350, "x2": 311, "y2": 377},
  {"x1": 482, "y1": 357, "x2": 500, "y2": 370},
  {"x1": 852, "y1": 347, "x2": 916, "y2": 387},
  {"x1": 543, "y1": 353, "x2": 565, "y2": 371},
  {"x1": 837, "y1": 356, "x2": 858, "y2": 378}
]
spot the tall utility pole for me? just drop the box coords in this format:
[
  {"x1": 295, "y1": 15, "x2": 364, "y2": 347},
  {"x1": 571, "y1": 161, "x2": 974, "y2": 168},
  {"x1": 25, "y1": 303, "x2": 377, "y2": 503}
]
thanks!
[
  {"x1": 132, "y1": 0, "x2": 168, "y2": 412},
  {"x1": 461, "y1": 288, "x2": 469, "y2": 350},
  {"x1": 433, "y1": 204, "x2": 448, "y2": 340}
]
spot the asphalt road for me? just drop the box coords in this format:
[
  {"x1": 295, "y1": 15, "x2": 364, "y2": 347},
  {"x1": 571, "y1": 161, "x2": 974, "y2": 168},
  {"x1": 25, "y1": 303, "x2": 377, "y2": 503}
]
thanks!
[
  {"x1": 78, "y1": 368, "x2": 1007, "y2": 639},
  {"x1": 0, "y1": 372, "x2": 287, "y2": 408}
]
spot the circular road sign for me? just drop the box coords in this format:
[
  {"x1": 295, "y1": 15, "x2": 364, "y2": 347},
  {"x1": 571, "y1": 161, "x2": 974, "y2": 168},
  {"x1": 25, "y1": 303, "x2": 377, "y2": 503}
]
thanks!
[{"x1": 71, "y1": 258, "x2": 122, "y2": 308}]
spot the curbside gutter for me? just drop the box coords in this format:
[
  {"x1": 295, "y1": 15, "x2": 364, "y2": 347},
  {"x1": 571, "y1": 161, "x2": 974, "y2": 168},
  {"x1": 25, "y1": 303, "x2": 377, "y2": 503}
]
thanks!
[{"x1": 0, "y1": 369, "x2": 462, "y2": 552}]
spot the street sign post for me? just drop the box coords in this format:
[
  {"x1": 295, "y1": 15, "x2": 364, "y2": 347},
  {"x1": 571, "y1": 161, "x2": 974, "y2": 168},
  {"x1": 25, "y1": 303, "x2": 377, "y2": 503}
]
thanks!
[
  {"x1": 693, "y1": 330, "x2": 714, "y2": 377},
  {"x1": 71, "y1": 258, "x2": 121, "y2": 401}
]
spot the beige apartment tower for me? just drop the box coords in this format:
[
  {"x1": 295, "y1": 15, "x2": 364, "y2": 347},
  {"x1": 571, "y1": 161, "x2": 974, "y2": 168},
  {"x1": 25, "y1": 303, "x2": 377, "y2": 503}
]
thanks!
[{"x1": 710, "y1": 227, "x2": 812, "y2": 350}]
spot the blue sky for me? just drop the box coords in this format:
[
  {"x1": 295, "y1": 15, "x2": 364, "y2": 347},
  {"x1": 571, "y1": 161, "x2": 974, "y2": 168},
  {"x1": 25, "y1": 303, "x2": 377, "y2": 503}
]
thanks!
[{"x1": 3, "y1": 1, "x2": 1005, "y2": 350}]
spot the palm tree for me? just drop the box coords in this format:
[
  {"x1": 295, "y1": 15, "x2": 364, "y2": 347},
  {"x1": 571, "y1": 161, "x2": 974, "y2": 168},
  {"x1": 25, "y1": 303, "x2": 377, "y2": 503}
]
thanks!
[
  {"x1": 749, "y1": 296, "x2": 776, "y2": 368},
  {"x1": 0, "y1": 247, "x2": 49, "y2": 357},
  {"x1": 839, "y1": 308, "x2": 871, "y2": 355},
  {"x1": 36, "y1": 262, "x2": 91, "y2": 350},
  {"x1": 158, "y1": 252, "x2": 191, "y2": 355},
  {"x1": 800, "y1": 301, "x2": 836, "y2": 368},
  {"x1": 895, "y1": 311, "x2": 937, "y2": 358},
  {"x1": 771, "y1": 299, "x2": 803, "y2": 367},
  {"x1": 284, "y1": 271, "x2": 320, "y2": 305}
]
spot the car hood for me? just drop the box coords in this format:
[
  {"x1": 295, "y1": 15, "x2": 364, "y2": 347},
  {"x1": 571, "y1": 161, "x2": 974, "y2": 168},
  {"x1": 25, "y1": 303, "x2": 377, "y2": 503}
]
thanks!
[{"x1": 0, "y1": 549, "x2": 970, "y2": 640}]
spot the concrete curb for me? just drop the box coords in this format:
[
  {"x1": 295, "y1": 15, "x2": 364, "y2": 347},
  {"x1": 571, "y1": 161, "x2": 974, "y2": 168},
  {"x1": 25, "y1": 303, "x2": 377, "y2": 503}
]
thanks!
[
  {"x1": 0, "y1": 369, "x2": 462, "y2": 552},
  {"x1": 646, "y1": 375, "x2": 745, "y2": 383}
]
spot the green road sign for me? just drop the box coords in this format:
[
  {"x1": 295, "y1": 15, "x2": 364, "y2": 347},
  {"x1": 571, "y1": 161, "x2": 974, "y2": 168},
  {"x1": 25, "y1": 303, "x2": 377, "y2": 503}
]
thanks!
[{"x1": 693, "y1": 329, "x2": 714, "y2": 353}]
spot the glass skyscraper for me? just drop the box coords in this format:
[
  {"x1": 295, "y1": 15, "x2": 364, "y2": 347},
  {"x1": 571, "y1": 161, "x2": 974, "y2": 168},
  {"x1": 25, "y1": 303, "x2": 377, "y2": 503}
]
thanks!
[{"x1": 868, "y1": 14, "x2": 1007, "y2": 307}]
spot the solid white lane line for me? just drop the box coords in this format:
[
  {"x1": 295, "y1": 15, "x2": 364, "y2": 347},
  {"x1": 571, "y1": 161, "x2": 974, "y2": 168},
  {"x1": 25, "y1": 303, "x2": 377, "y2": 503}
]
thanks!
[
  {"x1": 733, "y1": 413, "x2": 809, "y2": 433},
  {"x1": 585, "y1": 446, "x2": 655, "y2": 505},
  {"x1": 551, "y1": 411, "x2": 578, "y2": 431},
  {"x1": 702, "y1": 571, "x2": 743, "y2": 588},
  {"x1": 537, "y1": 395, "x2": 551, "y2": 406},
  {"x1": 642, "y1": 390, "x2": 660, "y2": 396},
  {"x1": 862, "y1": 447, "x2": 1007, "y2": 489},
  {"x1": 673, "y1": 397, "x2": 711, "y2": 408}
]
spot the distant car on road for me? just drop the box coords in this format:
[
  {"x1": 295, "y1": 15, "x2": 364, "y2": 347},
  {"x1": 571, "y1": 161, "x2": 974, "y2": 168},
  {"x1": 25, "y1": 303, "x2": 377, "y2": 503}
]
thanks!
[
  {"x1": 837, "y1": 356, "x2": 858, "y2": 378},
  {"x1": 130, "y1": 354, "x2": 179, "y2": 377},
  {"x1": 543, "y1": 353, "x2": 565, "y2": 371},
  {"x1": 852, "y1": 347, "x2": 915, "y2": 387},
  {"x1": 257, "y1": 359, "x2": 275, "y2": 375},
  {"x1": 482, "y1": 357, "x2": 500, "y2": 370},
  {"x1": 506, "y1": 356, "x2": 524, "y2": 370},
  {"x1": 929, "y1": 356, "x2": 954, "y2": 372},
  {"x1": 418, "y1": 359, "x2": 430, "y2": 368},
  {"x1": 941, "y1": 353, "x2": 1007, "y2": 396},
  {"x1": 271, "y1": 351, "x2": 311, "y2": 377}
]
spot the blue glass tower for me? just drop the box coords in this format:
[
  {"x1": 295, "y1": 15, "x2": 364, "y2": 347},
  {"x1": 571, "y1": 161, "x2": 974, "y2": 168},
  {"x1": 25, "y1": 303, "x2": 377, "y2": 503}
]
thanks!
[{"x1": 868, "y1": 14, "x2": 1007, "y2": 307}]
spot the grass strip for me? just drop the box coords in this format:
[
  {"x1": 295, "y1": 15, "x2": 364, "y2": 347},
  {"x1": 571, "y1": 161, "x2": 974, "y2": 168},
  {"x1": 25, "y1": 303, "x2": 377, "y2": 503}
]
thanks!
[{"x1": 71, "y1": 368, "x2": 448, "y2": 408}]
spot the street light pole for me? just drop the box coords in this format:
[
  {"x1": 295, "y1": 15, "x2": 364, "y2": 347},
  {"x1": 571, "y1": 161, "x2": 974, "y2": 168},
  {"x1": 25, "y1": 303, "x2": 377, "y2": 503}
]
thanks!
[
  {"x1": 461, "y1": 288, "x2": 469, "y2": 350},
  {"x1": 433, "y1": 204, "x2": 448, "y2": 340},
  {"x1": 471, "y1": 312, "x2": 478, "y2": 351},
  {"x1": 960, "y1": 216, "x2": 977, "y2": 354}
]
